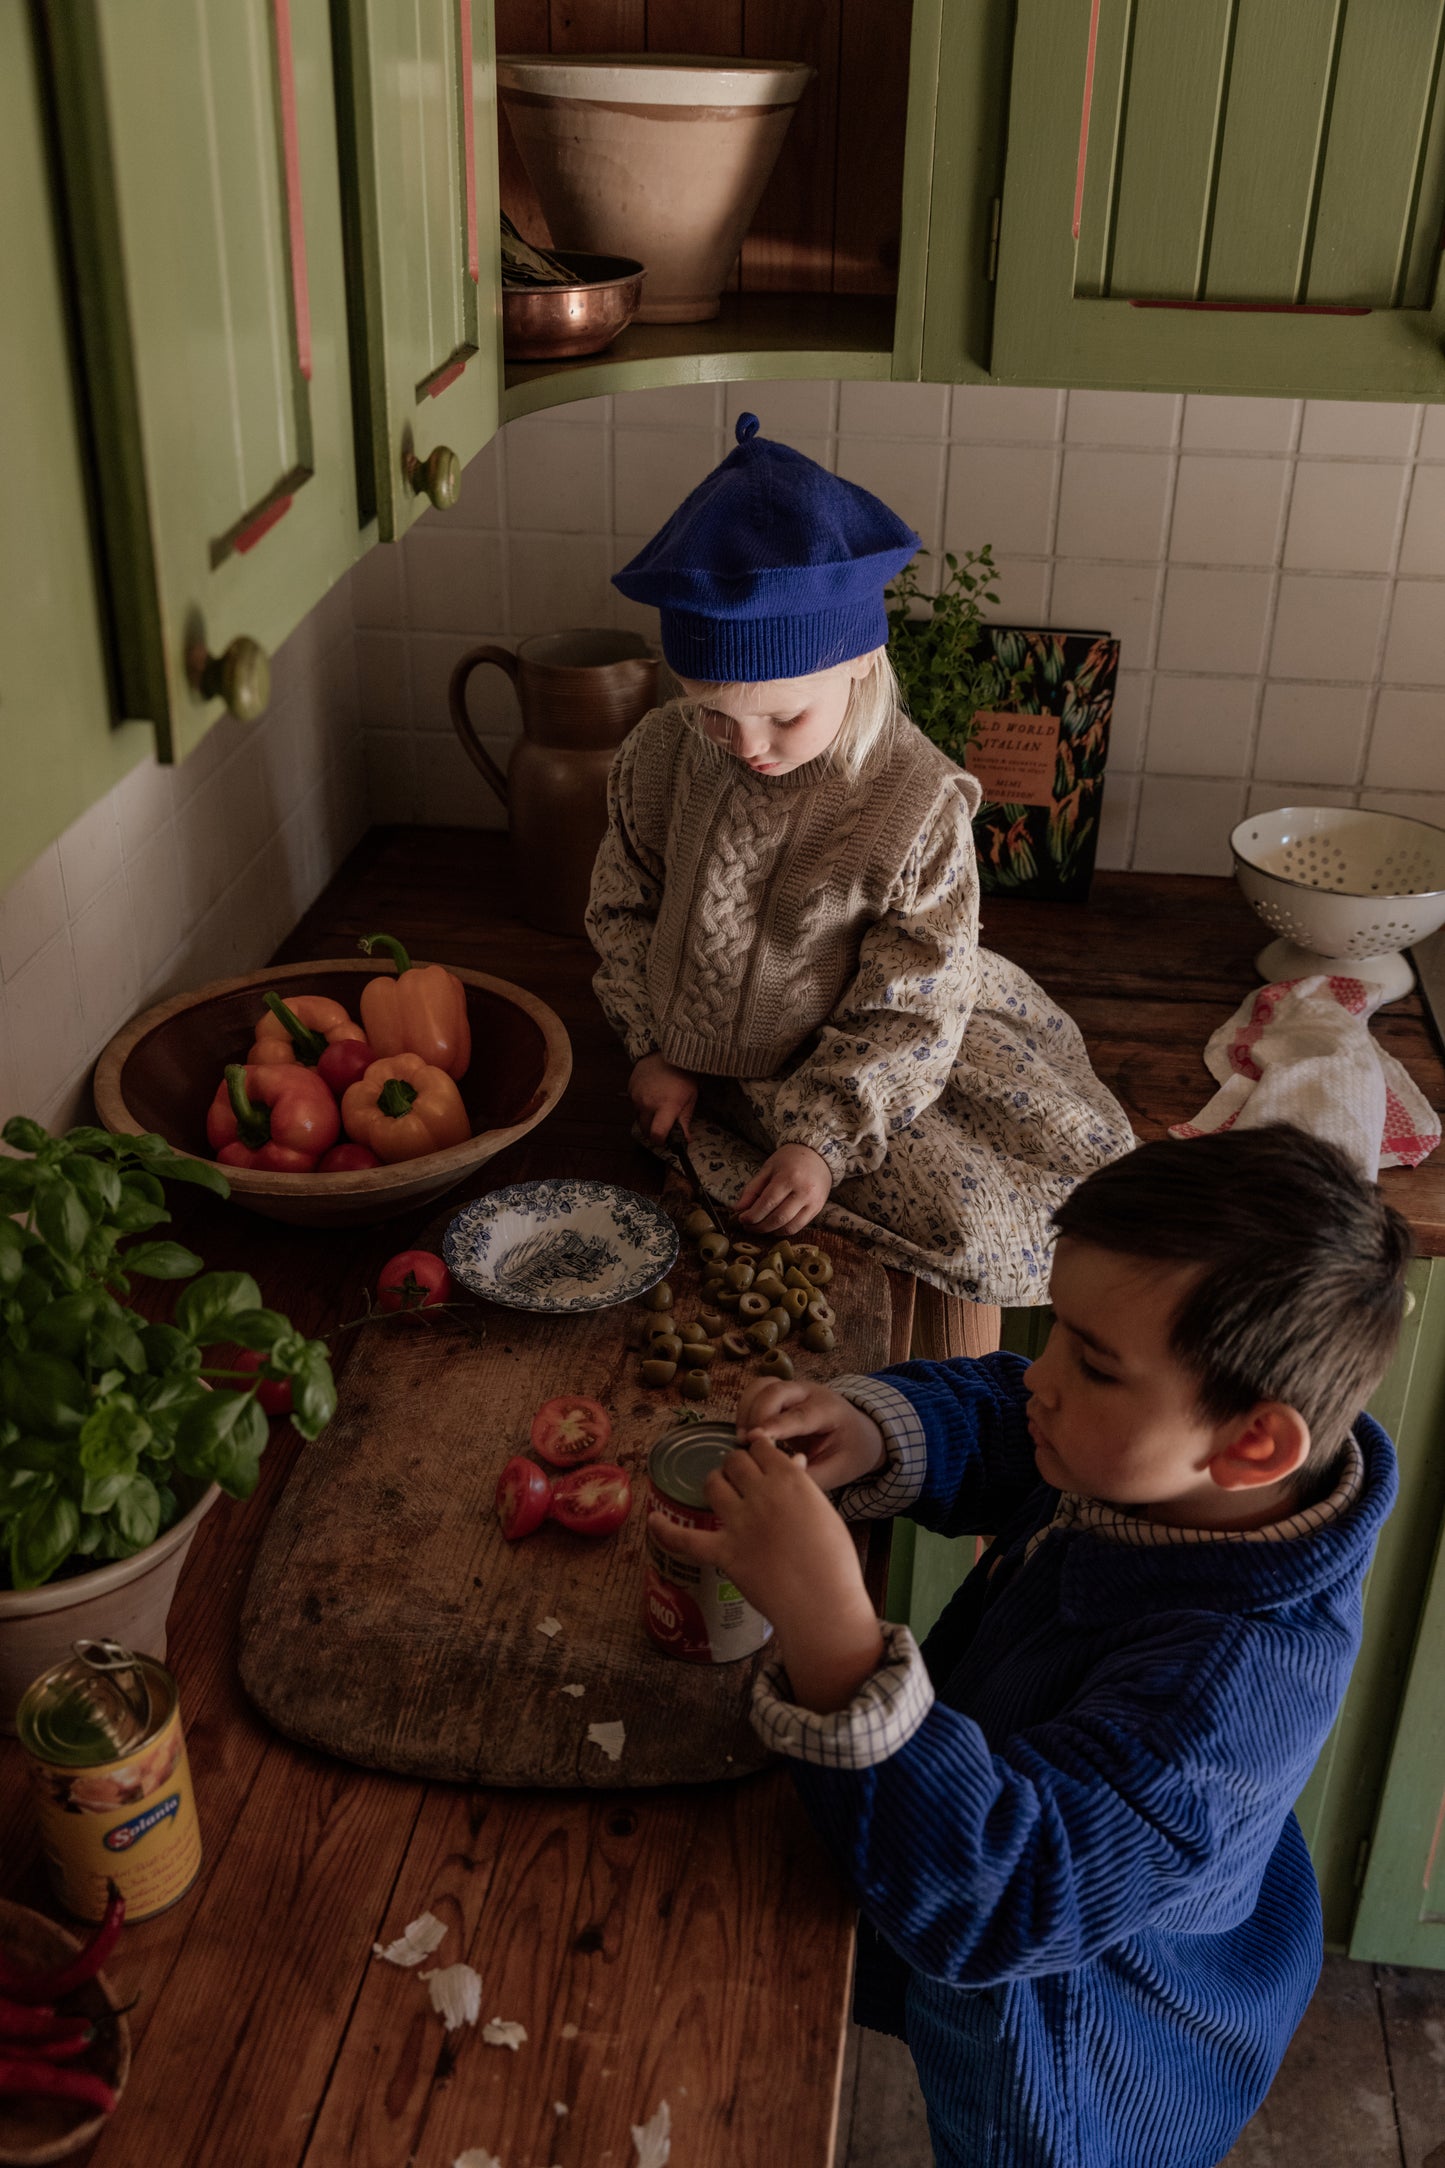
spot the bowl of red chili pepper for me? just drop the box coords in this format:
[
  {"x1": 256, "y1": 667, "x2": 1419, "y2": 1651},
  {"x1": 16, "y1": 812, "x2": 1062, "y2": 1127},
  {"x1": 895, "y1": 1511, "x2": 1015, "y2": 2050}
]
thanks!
[
  {"x1": 0, "y1": 1895, "x2": 129, "y2": 2164},
  {"x1": 93, "y1": 953, "x2": 573, "y2": 1228}
]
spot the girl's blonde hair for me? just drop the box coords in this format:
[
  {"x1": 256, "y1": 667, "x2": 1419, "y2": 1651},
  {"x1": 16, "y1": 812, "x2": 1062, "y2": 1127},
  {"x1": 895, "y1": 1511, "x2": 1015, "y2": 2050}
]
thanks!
[{"x1": 666, "y1": 646, "x2": 902, "y2": 783}]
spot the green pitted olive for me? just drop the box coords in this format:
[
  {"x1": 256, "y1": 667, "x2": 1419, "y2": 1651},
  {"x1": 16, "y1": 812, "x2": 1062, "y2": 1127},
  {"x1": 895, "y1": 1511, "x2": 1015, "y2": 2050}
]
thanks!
[
  {"x1": 720, "y1": 1330, "x2": 751, "y2": 1360},
  {"x1": 784, "y1": 1267, "x2": 812, "y2": 1292},
  {"x1": 801, "y1": 1254, "x2": 833, "y2": 1286},
  {"x1": 774, "y1": 1241, "x2": 798, "y2": 1267},
  {"x1": 685, "y1": 1339, "x2": 717, "y2": 1365},
  {"x1": 698, "y1": 1306, "x2": 727, "y2": 1336},
  {"x1": 765, "y1": 1306, "x2": 793, "y2": 1341},
  {"x1": 801, "y1": 1321, "x2": 836, "y2": 1353},
  {"x1": 697, "y1": 1231, "x2": 730, "y2": 1264},
  {"x1": 745, "y1": 1320, "x2": 779, "y2": 1352},
  {"x1": 793, "y1": 1242, "x2": 823, "y2": 1262},
  {"x1": 712, "y1": 1286, "x2": 741, "y2": 1311},
  {"x1": 759, "y1": 1248, "x2": 785, "y2": 1277},
  {"x1": 731, "y1": 1240, "x2": 762, "y2": 1261},
  {"x1": 640, "y1": 1357, "x2": 678, "y2": 1387},
  {"x1": 805, "y1": 1297, "x2": 835, "y2": 1328},
  {"x1": 780, "y1": 1286, "x2": 810, "y2": 1320},
  {"x1": 737, "y1": 1290, "x2": 770, "y2": 1321},
  {"x1": 680, "y1": 1369, "x2": 710, "y2": 1401},
  {"x1": 758, "y1": 1348, "x2": 794, "y2": 1380},
  {"x1": 724, "y1": 1260, "x2": 756, "y2": 1292},
  {"x1": 648, "y1": 1331, "x2": 684, "y2": 1362},
  {"x1": 645, "y1": 1280, "x2": 675, "y2": 1311},
  {"x1": 753, "y1": 1269, "x2": 786, "y2": 1302},
  {"x1": 683, "y1": 1207, "x2": 716, "y2": 1238},
  {"x1": 678, "y1": 1321, "x2": 710, "y2": 1345}
]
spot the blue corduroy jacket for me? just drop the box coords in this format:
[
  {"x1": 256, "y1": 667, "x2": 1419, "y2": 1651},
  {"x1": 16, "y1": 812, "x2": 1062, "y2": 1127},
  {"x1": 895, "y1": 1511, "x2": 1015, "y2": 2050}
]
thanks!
[{"x1": 789, "y1": 1354, "x2": 1398, "y2": 2168}]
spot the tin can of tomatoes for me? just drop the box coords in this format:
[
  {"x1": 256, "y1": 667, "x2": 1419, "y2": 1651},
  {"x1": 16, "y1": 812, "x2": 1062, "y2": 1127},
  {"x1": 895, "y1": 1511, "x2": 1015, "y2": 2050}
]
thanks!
[
  {"x1": 16, "y1": 1639, "x2": 203, "y2": 1922},
  {"x1": 644, "y1": 1424, "x2": 773, "y2": 1664}
]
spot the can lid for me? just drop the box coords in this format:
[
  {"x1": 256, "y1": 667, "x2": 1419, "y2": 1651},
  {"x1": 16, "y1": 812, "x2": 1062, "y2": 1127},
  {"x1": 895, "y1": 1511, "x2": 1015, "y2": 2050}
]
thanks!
[
  {"x1": 16, "y1": 1640, "x2": 168, "y2": 1767},
  {"x1": 649, "y1": 1423, "x2": 739, "y2": 1508}
]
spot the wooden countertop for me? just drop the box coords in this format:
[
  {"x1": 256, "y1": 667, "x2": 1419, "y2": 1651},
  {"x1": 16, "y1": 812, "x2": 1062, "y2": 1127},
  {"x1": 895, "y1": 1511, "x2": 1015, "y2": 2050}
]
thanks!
[{"x1": 3, "y1": 832, "x2": 1442, "y2": 2168}]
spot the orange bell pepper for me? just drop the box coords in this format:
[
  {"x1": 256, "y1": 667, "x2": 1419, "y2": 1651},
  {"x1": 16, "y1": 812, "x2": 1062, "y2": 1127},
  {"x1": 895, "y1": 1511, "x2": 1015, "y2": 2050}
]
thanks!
[
  {"x1": 248, "y1": 992, "x2": 367, "y2": 1069},
  {"x1": 357, "y1": 934, "x2": 471, "y2": 1081},
  {"x1": 206, "y1": 1064, "x2": 340, "y2": 1173},
  {"x1": 341, "y1": 1053, "x2": 471, "y2": 1164}
]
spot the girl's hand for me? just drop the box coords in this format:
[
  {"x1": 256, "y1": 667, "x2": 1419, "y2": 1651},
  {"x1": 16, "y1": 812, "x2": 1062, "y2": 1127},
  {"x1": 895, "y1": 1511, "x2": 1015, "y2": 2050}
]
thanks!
[
  {"x1": 735, "y1": 1380, "x2": 887, "y2": 1492},
  {"x1": 648, "y1": 1436, "x2": 884, "y2": 1712},
  {"x1": 736, "y1": 1143, "x2": 831, "y2": 1235},
  {"x1": 629, "y1": 1054, "x2": 698, "y2": 1148}
]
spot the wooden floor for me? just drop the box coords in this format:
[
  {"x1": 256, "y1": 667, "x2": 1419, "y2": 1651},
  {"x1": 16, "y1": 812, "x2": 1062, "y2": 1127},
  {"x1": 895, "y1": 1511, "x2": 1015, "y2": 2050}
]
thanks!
[{"x1": 836, "y1": 1958, "x2": 1445, "y2": 2167}]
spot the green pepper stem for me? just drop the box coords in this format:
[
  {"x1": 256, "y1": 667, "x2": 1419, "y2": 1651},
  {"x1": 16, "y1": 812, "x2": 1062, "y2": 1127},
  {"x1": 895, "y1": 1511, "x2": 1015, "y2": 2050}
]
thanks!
[
  {"x1": 262, "y1": 991, "x2": 327, "y2": 1066},
  {"x1": 359, "y1": 932, "x2": 413, "y2": 976},
  {"x1": 376, "y1": 1078, "x2": 418, "y2": 1119},
  {"x1": 224, "y1": 1066, "x2": 272, "y2": 1149}
]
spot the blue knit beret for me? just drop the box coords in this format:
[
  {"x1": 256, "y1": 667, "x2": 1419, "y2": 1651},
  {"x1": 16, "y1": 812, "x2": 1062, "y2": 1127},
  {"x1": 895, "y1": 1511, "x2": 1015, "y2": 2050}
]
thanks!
[{"x1": 612, "y1": 412, "x2": 921, "y2": 682}]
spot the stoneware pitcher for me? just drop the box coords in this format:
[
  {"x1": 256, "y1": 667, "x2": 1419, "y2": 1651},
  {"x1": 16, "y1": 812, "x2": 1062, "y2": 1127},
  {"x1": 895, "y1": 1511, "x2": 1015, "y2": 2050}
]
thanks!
[{"x1": 449, "y1": 629, "x2": 658, "y2": 938}]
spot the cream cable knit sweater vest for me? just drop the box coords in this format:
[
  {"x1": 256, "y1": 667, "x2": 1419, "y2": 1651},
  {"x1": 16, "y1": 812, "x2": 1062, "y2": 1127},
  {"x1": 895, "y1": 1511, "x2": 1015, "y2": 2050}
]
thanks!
[{"x1": 617, "y1": 703, "x2": 978, "y2": 1079}]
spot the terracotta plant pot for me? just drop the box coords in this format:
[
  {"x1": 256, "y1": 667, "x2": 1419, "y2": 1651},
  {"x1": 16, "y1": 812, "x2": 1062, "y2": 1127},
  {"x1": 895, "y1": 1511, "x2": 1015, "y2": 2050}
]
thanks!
[
  {"x1": 0, "y1": 1483, "x2": 219, "y2": 1735},
  {"x1": 497, "y1": 54, "x2": 814, "y2": 323},
  {"x1": 93, "y1": 960, "x2": 572, "y2": 1228}
]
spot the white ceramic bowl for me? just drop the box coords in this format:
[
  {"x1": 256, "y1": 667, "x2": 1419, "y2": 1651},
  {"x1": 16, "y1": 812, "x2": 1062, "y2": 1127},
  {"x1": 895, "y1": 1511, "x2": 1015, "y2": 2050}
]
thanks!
[
  {"x1": 443, "y1": 1179, "x2": 678, "y2": 1314},
  {"x1": 1230, "y1": 806, "x2": 1445, "y2": 963},
  {"x1": 496, "y1": 54, "x2": 814, "y2": 323}
]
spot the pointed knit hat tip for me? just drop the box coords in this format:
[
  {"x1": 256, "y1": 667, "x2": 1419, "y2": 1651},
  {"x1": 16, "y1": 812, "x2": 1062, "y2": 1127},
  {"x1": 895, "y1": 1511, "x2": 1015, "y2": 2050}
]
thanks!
[{"x1": 611, "y1": 409, "x2": 921, "y2": 684}]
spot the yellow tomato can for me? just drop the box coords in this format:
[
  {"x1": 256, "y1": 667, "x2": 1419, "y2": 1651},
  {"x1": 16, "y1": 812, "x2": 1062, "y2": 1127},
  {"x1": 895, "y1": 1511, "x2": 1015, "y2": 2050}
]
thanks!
[{"x1": 16, "y1": 1639, "x2": 202, "y2": 1922}]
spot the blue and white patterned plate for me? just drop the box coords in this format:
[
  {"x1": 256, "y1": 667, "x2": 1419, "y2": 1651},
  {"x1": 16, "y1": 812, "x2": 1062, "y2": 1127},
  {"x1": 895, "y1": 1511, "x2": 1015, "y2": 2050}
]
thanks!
[{"x1": 442, "y1": 1179, "x2": 679, "y2": 1314}]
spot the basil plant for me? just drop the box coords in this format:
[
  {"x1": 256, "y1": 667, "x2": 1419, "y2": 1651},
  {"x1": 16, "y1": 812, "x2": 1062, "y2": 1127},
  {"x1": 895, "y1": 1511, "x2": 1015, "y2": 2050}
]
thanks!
[{"x1": 0, "y1": 1117, "x2": 335, "y2": 1591}]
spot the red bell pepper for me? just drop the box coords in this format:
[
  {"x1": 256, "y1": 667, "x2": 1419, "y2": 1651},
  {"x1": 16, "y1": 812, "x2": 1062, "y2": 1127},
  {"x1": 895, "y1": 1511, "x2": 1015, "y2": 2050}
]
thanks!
[
  {"x1": 247, "y1": 992, "x2": 368, "y2": 1073},
  {"x1": 205, "y1": 1064, "x2": 339, "y2": 1173}
]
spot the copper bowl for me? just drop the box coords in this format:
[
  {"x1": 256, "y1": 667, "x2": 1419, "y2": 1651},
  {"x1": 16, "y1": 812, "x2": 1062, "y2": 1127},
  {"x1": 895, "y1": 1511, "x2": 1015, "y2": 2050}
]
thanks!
[
  {"x1": 502, "y1": 251, "x2": 647, "y2": 360},
  {"x1": 93, "y1": 960, "x2": 572, "y2": 1229}
]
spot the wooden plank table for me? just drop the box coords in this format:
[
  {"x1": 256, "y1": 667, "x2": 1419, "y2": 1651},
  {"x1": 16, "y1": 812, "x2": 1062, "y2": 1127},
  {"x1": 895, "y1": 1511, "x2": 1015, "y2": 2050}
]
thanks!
[{"x1": 2, "y1": 833, "x2": 1443, "y2": 2168}]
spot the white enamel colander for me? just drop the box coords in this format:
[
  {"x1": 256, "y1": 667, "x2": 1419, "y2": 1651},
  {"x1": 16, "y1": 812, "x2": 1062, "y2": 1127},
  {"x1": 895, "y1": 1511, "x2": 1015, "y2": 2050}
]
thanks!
[{"x1": 1230, "y1": 806, "x2": 1445, "y2": 998}]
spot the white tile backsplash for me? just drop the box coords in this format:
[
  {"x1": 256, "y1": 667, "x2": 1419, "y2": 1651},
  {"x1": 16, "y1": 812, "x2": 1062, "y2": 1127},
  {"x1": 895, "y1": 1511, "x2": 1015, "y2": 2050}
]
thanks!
[
  {"x1": 502, "y1": 412, "x2": 609, "y2": 532},
  {"x1": 1169, "y1": 457, "x2": 1289, "y2": 567},
  {"x1": 945, "y1": 445, "x2": 1058, "y2": 559},
  {"x1": 1254, "y1": 683, "x2": 1369, "y2": 787},
  {"x1": 1056, "y1": 449, "x2": 1173, "y2": 562},
  {"x1": 1157, "y1": 568, "x2": 1273, "y2": 676},
  {"x1": 1064, "y1": 390, "x2": 1182, "y2": 448},
  {"x1": 1180, "y1": 396, "x2": 1299, "y2": 455},
  {"x1": 1365, "y1": 688, "x2": 1445, "y2": 792},
  {"x1": 1282, "y1": 462, "x2": 1408, "y2": 575},
  {"x1": 1299, "y1": 400, "x2": 1419, "y2": 459},
  {"x1": 1146, "y1": 677, "x2": 1257, "y2": 778},
  {"x1": 0, "y1": 569, "x2": 363, "y2": 1132},
  {"x1": 951, "y1": 384, "x2": 1065, "y2": 444},
  {"x1": 1382, "y1": 582, "x2": 1445, "y2": 685},
  {"x1": 838, "y1": 380, "x2": 950, "y2": 438},
  {"x1": 1399, "y1": 466, "x2": 1445, "y2": 577},
  {"x1": 1134, "y1": 776, "x2": 1247, "y2": 875},
  {"x1": 1269, "y1": 575, "x2": 1390, "y2": 682}
]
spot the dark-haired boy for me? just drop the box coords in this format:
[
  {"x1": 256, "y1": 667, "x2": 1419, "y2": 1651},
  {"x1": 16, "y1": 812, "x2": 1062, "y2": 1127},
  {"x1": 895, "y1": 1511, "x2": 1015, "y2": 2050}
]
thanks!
[{"x1": 654, "y1": 1125, "x2": 1412, "y2": 2168}]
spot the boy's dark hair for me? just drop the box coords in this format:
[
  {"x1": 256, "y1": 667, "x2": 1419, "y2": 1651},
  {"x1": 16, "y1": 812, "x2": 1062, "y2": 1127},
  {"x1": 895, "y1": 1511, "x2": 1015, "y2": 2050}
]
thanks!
[{"x1": 1052, "y1": 1124, "x2": 1413, "y2": 1486}]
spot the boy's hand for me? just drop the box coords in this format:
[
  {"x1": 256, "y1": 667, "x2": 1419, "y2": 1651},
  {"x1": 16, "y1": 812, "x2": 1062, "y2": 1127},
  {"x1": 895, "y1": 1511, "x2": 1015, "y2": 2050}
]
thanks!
[
  {"x1": 736, "y1": 1143, "x2": 831, "y2": 1234},
  {"x1": 629, "y1": 1054, "x2": 698, "y2": 1148},
  {"x1": 649, "y1": 1436, "x2": 884, "y2": 1712},
  {"x1": 736, "y1": 1378, "x2": 887, "y2": 1492}
]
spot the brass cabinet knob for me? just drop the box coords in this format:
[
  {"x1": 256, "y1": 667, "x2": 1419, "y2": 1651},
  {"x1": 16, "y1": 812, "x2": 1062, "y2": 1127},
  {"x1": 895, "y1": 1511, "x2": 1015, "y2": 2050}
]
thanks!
[
  {"x1": 198, "y1": 636, "x2": 270, "y2": 722},
  {"x1": 406, "y1": 444, "x2": 460, "y2": 510}
]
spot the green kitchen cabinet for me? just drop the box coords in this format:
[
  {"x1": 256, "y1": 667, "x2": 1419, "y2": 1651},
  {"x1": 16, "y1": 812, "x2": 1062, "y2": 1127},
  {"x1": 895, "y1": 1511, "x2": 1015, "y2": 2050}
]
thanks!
[
  {"x1": 333, "y1": 0, "x2": 503, "y2": 537},
  {"x1": 39, "y1": 0, "x2": 362, "y2": 761},
  {"x1": 0, "y1": 7, "x2": 153, "y2": 892},
  {"x1": 988, "y1": 0, "x2": 1445, "y2": 401}
]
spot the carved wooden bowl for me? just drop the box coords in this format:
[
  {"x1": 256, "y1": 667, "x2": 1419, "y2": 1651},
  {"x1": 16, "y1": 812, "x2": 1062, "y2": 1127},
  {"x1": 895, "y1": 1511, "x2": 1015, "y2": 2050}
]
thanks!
[
  {"x1": 93, "y1": 960, "x2": 572, "y2": 1227},
  {"x1": 0, "y1": 1898, "x2": 131, "y2": 2165}
]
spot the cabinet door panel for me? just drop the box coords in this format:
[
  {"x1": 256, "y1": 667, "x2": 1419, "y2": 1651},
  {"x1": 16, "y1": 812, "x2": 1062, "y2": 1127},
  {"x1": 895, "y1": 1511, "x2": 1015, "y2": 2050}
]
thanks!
[
  {"x1": 0, "y1": 7, "x2": 151, "y2": 891},
  {"x1": 42, "y1": 0, "x2": 360, "y2": 760},
  {"x1": 994, "y1": 0, "x2": 1445, "y2": 400},
  {"x1": 337, "y1": 0, "x2": 502, "y2": 539}
]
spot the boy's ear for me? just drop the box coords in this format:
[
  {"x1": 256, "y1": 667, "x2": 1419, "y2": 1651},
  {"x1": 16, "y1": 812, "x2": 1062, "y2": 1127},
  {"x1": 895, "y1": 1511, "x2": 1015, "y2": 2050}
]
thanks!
[{"x1": 1208, "y1": 1404, "x2": 1311, "y2": 1491}]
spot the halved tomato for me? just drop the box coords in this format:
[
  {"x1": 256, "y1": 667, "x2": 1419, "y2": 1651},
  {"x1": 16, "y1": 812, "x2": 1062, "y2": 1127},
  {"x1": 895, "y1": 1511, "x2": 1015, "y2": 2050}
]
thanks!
[
  {"x1": 530, "y1": 1395, "x2": 612, "y2": 1469},
  {"x1": 549, "y1": 1462, "x2": 632, "y2": 1538},
  {"x1": 496, "y1": 1455, "x2": 551, "y2": 1541}
]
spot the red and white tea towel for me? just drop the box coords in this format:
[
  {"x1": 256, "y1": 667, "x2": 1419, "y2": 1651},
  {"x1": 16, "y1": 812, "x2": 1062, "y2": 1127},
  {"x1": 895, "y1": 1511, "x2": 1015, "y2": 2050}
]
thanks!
[{"x1": 1171, "y1": 975, "x2": 1440, "y2": 1181}]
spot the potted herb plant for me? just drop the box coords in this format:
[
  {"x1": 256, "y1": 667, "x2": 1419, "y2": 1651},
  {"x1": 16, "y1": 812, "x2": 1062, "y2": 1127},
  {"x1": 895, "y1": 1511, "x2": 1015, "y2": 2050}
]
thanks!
[
  {"x1": 886, "y1": 545, "x2": 1014, "y2": 766},
  {"x1": 0, "y1": 1117, "x2": 335, "y2": 1726}
]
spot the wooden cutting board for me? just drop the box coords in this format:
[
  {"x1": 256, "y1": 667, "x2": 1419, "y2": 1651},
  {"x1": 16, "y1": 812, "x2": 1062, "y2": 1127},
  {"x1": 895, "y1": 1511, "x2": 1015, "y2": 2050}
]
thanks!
[{"x1": 237, "y1": 1187, "x2": 891, "y2": 1788}]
